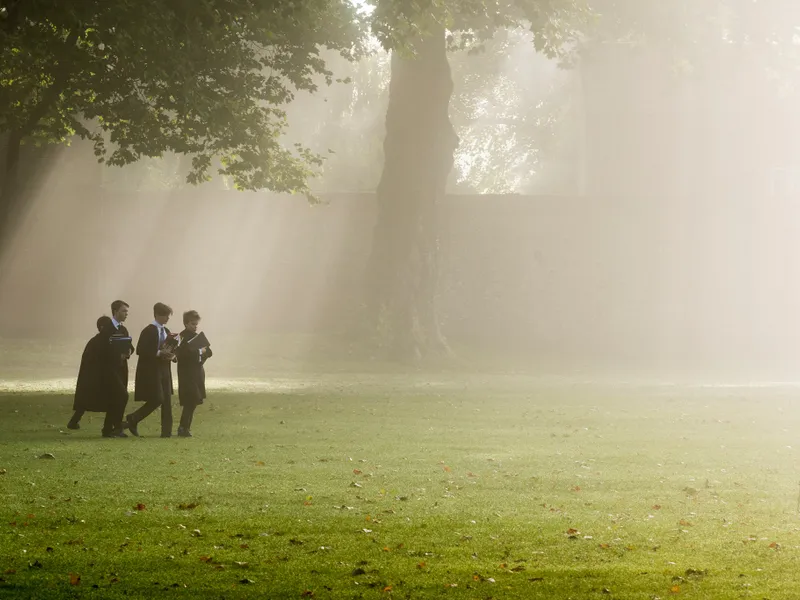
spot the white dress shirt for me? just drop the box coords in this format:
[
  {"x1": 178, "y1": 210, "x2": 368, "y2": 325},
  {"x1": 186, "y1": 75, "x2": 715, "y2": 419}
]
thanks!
[{"x1": 153, "y1": 320, "x2": 167, "y2": 350}]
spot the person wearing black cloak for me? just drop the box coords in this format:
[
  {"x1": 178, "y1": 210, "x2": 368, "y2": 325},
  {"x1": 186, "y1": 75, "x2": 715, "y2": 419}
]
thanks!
[
  {"x1": 104, "y1": 300, "x2": 135, "y2": 436},
  {"x1": 125, "y1": 302, "x2": 176, "y2": 438},
  {"x1": 67, "y1": 315, "x2": 113, "y2": 430},
  {"x1": 70, "y1": 300, "x2": 134, "y2": 437},
  {"x1": 175, "y1": 310, "x2": 212, "y2": 437}
]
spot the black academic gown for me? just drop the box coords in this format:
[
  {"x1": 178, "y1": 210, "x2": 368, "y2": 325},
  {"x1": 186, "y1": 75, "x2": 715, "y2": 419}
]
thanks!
[
  {"x1": 108, "y1": 324, "x2": 134, "y2": 406},
  {"x1": 134, "y1": 324, "x2": 174, "y2": 402},
  {"x1": 176, "y1": 329, "x2": 212, "y2": 406},
  {"x1": 73, "y1": 324, "x2": 129, "y2": 412}
]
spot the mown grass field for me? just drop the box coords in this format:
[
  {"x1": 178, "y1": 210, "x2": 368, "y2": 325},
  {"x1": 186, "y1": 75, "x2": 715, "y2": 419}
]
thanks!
[{"x1": 2, "y1": 378, "x2": 800, "y2": 599}]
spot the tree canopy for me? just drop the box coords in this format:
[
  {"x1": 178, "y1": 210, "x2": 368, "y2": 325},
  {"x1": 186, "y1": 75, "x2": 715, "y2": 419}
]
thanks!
[
  {"x1": 371, "y1": 0, "x2": 590, "y2": 58},
  {"x1": 0, "y1": 0, "x2": 363, "y2": 195}
]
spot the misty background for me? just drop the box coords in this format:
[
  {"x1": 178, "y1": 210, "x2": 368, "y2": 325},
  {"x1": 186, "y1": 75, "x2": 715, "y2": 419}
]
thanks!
[{"x1": 1, "y1": 21, "x2": 799, "y2": 383}]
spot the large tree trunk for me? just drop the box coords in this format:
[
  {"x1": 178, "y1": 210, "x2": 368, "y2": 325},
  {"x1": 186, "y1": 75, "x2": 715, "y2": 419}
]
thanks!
[
  {"x1": 0, "y1": 131, "x2": 26, "y2": 250},
  {"x1": 364, "y1": 28, "x2": 459, "y2": 362}
]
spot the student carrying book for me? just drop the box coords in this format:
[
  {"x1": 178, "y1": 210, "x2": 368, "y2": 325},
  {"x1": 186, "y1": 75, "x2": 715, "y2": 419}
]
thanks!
[
  {"x1": 126, "y1": 302, "x2": 176, "y2": 437},
  {"x1": 175, "y1": 310, "x2": 212, "y2": 438},
  {"x1": 70, "y1": 299, "x2": 134, "y2": 437}
]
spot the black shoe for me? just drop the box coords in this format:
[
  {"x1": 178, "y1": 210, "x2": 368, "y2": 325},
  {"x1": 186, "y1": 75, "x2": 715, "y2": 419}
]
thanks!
[
  {"x1": 125, "y1": 417, "x2": 140, "y2": 437},
  {"x1": 66, "y1": 422, "x2": 80, "y2": 430},
  {"x1": 160, "y1": 433, "x2": 172, "y2": 438},
  {"x1": 177, "y1": 428, "x2": 192, "y2": 438},
  {"x1": 101, "y1": 431, "x2": 126, "y2": 438}
]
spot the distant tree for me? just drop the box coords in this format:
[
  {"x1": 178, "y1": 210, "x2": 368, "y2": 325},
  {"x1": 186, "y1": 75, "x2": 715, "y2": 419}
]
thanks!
[{"x1": 0, "y1": 0, "x2": 363, "y2": 241}]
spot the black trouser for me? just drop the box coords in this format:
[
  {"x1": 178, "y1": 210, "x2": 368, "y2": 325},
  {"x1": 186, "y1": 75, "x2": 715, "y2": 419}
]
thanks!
[
  {"x1": 128, "y1": 373, "x2": 173, "y2": 435},
  {"x1": 179, "y1": 403, "x2": 197, "y2": 432},
  {"x1": 102, "y1": 395, "x2": 127, "y2": 436},
  {"x1": 68, "y1": 410, "x2": 84, "y2": 426}
]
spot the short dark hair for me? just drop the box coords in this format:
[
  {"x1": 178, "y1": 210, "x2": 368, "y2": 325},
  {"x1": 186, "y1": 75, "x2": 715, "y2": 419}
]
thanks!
[
  {"x1": 111, "y1": 300, "x2": 129, "y2": 313},
  {"x1": 153, "y1": 302, "x2": 173, "y2": 317},
  {"x1": 96, "y1": 315, "x2": 113, "y2": 331},
  {"x1": 183, "y1": 310, "x2": 201, "y2": 326}
]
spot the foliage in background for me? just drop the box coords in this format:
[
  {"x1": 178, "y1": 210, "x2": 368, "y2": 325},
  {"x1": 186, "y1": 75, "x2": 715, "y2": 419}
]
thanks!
[{"x1": 0, "y1": 0, "x2": 364, "y2": 197}]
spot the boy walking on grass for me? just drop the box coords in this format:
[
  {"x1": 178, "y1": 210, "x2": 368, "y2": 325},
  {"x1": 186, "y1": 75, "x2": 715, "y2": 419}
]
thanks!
[
  {"x1": 126, "y1": 302, "x2": 176, "y2": 438},
  {"x1": 175, "y1": 310, "x2": 212, "y2": 437}
]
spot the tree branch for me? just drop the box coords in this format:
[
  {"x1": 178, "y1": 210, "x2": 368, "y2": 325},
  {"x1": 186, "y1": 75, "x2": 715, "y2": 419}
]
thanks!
[{"x1": 17, "y1": 28, "x2": 80, "y2": 139}]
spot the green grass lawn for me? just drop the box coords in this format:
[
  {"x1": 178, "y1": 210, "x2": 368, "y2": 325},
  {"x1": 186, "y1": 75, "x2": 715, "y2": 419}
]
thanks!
[{"x1": 2, "y1": 378, "x2": 800, "y2": 599}]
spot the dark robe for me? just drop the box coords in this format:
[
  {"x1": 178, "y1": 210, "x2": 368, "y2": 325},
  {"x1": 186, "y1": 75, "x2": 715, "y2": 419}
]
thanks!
[
  {"x1": 73, "y1": 324, "x2": 131, "y2": 412},
  {"x1": 134, "y1": 323, "x2": 174, "y2": 402},
  {"x1": 108, "y1": 323, "x2": 134, "y2": 405},
  {"x1": 73, "y1": 329, "x2": 110, "y2": 412},
  {"x1": 176, "y1": 329, "x2": 212, "y2": 406}
]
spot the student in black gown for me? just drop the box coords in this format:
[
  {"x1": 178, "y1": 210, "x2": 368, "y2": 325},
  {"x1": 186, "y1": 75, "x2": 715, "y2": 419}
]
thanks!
[
  {"x1": 104, "y1": 300, "x2": 134, "y2": 436},
  {"x1": 175, "y1": 310, "x2": 212, "y2": 437},
  {"x1": 126, "y1": 302, "x2": 176, "y2": 437},
  {"x1": 69, "y1": 315, "x2": 114, "y2": 430},
  {"x1": 69, "y1": 300, "x2": 134, "y2": 437}
]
